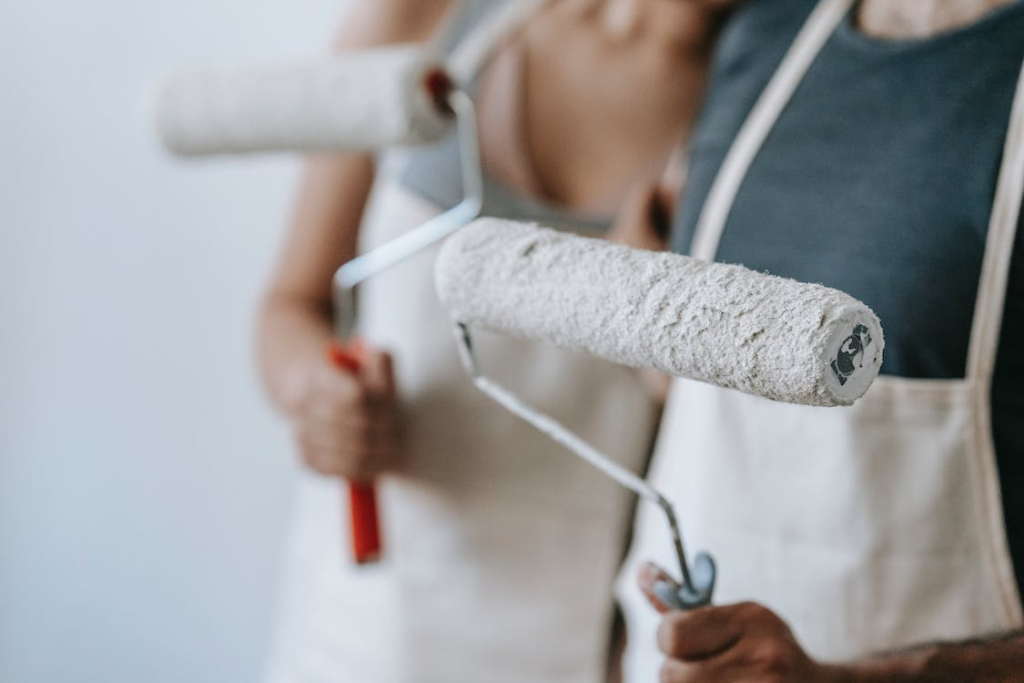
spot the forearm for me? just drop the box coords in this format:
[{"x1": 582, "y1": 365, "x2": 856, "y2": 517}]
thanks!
[
  {"x1": 257, "y1": 152, "x2": 375, "y2": 413},
  {"x1": 257, "y1": 0, "x2": 455, "y2": 416},
  {"x1": 258, "y1": 291, "x2": 334, "y2": 415},
  {"x1": 846, "y1": 630, "x2": 1024, "y2": 683}
]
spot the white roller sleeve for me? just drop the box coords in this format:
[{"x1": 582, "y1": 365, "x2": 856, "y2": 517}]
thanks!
[
  {"x1": 436, "y1": 219, "x2": 884, "y2": 407},
  {"x1": 153, "y1": 45, "x2": 453, "y2": 156}
]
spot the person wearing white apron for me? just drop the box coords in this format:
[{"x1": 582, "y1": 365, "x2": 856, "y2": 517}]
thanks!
[
  {"x1": 617, "y1": 0, "x2": 1024, "y2": 680},
  {"x1": 263, "y1": 1, "x2": 727, "y2": 681}
]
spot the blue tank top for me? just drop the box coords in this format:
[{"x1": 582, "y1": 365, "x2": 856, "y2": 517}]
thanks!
[{"x1": 672, "y1": 0, "x2": 1024, "y2": 588}]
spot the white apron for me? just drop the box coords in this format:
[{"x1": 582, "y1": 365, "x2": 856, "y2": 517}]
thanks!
[
  {"x1": 267, "y1": 3, "x2": 658, "y2": 679},
  {"x1": 618, "y1": 1, "x2": 1024, "y2": 679}
]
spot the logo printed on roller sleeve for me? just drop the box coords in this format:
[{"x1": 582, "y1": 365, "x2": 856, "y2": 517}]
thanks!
[{"x1": 830, "y1": 324, "x2": 873, "y2": 386}]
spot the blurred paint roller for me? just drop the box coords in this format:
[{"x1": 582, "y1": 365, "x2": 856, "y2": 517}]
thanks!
[
  {"x1": 153, "y1": 45, "x2": 455, "y2": 155},
  {"x1": 436, "y1": 219, "x2": 884, "y2": 606},
  {"x1": 151, "y1": 45, "x2": 484, "y2": 565}
]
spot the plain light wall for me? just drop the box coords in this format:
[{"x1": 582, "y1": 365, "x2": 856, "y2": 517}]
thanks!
[{"x1": 0, "y1": 1, "x2": 350, "y2": 680}]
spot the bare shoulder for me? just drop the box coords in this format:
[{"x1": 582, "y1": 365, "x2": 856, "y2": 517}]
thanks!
[{"x1": 333, "y1": 0, "x2": 455, "y2": 48}]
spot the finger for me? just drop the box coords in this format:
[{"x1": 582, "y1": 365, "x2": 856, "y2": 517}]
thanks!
[
  {"x1": 299, "y1": 387, "x2": 371, "y2": 425},
  {"x1": 294, "y1": 411, "x2": 363, "y2": 450},
  {"x1": 361, "y1": 349, "x2": 396, "y2": 400},
  {"x1": 304, "y1": 408, "x2": 400, "y2": 467},
  {"x1": 315, "y1": 364, "x2": 366, "y2": 405},
  {"x1": 295, "y1": 420, "x2": 360, "y2": 460},
  {"x1": 658, "y1": 607, "x2": 742, "y2": 661},
  {"x1": 297, "y1": 415, "x2": 364, "y2": 450},
  {"x1": 305, "y1": 392, "x2": 367, "y2": 425},
  {"x1": 297, "y1": 435, "x2": 376, "y2": 479},
  {"x1": 638, "y1": 562, "x2": 679, "y2": 613},
  {"x1": 295, "y1": 434, "x2": 345, "y2": 476},
  {"x1": 305, "y1": 400, "x2": 398, "y2": 448}
]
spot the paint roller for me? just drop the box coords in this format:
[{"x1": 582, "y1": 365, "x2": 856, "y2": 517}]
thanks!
[
  {"x1": 153, "y1": 45, "x2": 455, "y2": 156},
  {"x1": 151, "y1": 45, "x2": 484, "y2": 564},
  {"x1": 436, "y1": 219, "x2": 884, "y2": 607}
]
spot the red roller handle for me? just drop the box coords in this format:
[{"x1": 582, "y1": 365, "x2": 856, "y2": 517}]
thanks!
[{"x1": 326, "y1": 340, "x2": 383, "y2": 565}]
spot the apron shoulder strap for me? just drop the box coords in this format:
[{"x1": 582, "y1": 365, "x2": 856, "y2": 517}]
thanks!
[
  {"x1": 446, "y1": 0, "x2": 547, "y2": 85},
  {"x1": 966, "y1": 59, "x2": 1024, "y2": 382},
  {"x1": 690, "y1": 0, "x2": 853, "y2": 261}
]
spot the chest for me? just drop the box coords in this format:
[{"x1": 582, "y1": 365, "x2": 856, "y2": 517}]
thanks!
[
  {"x1": 476, "y1": 10, "x2": 712, "y2": 212},
  {"x1": 675, "y1": 41, "x2": 1021, "y2": 379}
]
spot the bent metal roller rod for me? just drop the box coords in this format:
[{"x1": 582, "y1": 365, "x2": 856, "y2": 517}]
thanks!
[{"x1": 436, "y1": 219, "x2": 885, "y2": 607}]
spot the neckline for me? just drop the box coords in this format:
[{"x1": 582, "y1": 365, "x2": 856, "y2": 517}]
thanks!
[
  {"x1": 835, "y1": 0, "x2": 1024, "y2": 54},
  {"x1": 463, "y1": 6, "x2": 622, "y2": 227}
]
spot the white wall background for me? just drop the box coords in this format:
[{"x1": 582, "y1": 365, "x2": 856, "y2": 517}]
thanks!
[{"x1": 0, "y1": 1, "x2": 348, "y2": 680}]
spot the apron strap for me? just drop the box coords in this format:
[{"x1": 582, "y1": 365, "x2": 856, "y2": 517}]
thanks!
[
  {"x1": 690, "y1": 0, "x2": 853, "y2": 261},
  {"x1": 966, "y1": 60, "x2": 1024, "y2": 382},
  {"x1": 447, "y1": 0, "x2": 548, "y2": 85}
]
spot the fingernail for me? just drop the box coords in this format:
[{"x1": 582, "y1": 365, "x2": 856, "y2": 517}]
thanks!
[{"x1": 638, "y1": 561, "x2": 661, "y2": 584}]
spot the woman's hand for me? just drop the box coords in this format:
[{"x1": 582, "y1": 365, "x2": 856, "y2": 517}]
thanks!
[
  {"x1": 287, "y1": 343, "x2": 402, "y2": 481},
  {"x1": 638, "y1": 563, "x2": 851, "y2": 683}
]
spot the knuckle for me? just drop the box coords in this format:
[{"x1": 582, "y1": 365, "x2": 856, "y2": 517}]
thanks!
[{"x1": 735, "y1": 601, "x2": 770, "y2": 624}]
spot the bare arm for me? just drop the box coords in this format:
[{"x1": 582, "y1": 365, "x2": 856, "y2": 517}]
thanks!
[
  {"x1": 258, "y1": 0, "x2": 452, "y2": 475},
  {"x1": 848, "y1": 632, "x2": 1024, "y2": 683},
  {"x1": 639, "y1": 563, "x2": 1024, "y2": 683}
]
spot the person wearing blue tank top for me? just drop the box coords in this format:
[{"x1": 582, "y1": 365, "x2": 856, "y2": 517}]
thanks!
[{"x1": 618, "y1": 0, "x2": 1024, "y2": 681}]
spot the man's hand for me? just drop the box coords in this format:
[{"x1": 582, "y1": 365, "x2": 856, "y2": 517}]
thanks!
[
  {"x1": 639, "y1": 563, "x2": 850, "y2": 683},
  {"x1": 654, "y1": 601, "x2": 850, "y2": 683}
]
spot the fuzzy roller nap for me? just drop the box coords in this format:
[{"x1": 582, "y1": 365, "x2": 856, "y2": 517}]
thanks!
[
  {"x1": 153, "y1": 45, "x2": 453, "y2": 156},
  {"x1": 150, "y1": 44, "x2": 480, "y2": 567},
  {"x1": 437, "y1": 219, "x2": 884, "y2": 407}
]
